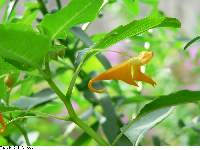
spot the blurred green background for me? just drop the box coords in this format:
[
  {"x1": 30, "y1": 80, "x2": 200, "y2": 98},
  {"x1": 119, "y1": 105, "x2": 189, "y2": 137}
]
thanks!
[{"x1": 1, "y1": 0, "x2": 200, "y2": 146}]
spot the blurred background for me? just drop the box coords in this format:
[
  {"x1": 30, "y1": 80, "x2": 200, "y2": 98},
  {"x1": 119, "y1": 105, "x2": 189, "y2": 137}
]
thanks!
[{"x1": 1, "y1": 0, "x2": 200, "y2": 146}]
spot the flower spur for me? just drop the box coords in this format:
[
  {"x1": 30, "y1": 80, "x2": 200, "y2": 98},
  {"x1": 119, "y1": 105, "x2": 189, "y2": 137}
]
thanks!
[{"x1": 88, "y1": 51, "x2": 156, "y2": 93}]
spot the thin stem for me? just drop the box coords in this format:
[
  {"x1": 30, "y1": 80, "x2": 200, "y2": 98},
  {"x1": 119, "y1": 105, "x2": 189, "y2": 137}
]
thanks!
[
  {"x1": 15, "y1": 124, "x2": 31, "y2": 146},
  {"x1": 37, "y1": 0, "x2": 48, "y2": 15},
  {"x1": 3, "y1": 0, "x2": 19, "y2": 22},
  {"x1": 112, "y1": 132, "x2": 123, "y2": 145},
  {"x1": 4, "y1": 82, "x2": 31, "y2": 146},
  {"x1": 56, "y1": 0, "x2": 62, "y2": 9},
  {"x1": 5, "y1": 136, "x2": 19, "y2": 146},
  {"x1": 44, "y1": 74, "x2": 108, "y2": 146},
  {"x1": 6, "y1": 112, "x2": 68, "y2": 126}
]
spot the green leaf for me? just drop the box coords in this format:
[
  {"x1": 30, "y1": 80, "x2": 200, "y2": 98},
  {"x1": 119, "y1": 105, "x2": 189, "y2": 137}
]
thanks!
[
  {"x1": 12, "y1": 89, "x2": 57, "y2": 109},
  {"x1": 121, "y1": 90, "x2": 200, "y2": 145},
  {"x1": 0, "y1": 57, "x2": 17, "y2": 76},
  {"x1": 100, "y1": 97, "x2": 132, "y2": 145},
  {"x1": 71, "y1": 26, "x2": 93, "y2": 47},
  {"x1": 184, "y1": 36, "x2": 200, "y2": 50},
  {"x1": 123, "y1": 0, "x2": 139, "y2": 16},
  {"x1": 95, "y1": 16, "x2": 181, "y2": 48},
  {"x1": 0, "y1": 58, "x2": 18, "y2": 100},
  {"x1": 0, "y1": 79, "x2": 7, "y2": 100},
  {"x1": 19, "y1": 2, "x2": 40, "y2": 25},
  {"x1": 40, "y1": 0, "x2": 103, "y2": 39},
  {"x1": 122, "y1": 107, "x2": 173, "y2": 145},
  {"x1": 141, "y1": 0, "x2": 158, "y2": 5},
  {"x1": 0, "y1": 104, "x2": 21, "y2": 112},
  {"x1": 72, "y1": 27, "x2": 112, "y2": 69},
  {"x1": 0, "y1": 23, "x2": 51, "y2": 70}
]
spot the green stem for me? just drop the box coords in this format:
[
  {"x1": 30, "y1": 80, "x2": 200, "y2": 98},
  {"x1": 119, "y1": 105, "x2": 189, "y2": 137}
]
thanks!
[
  {"x1": 4, "y1": 80, "x2": 31, "y2": 146},
  {"x1": 37, "y1": 0, "x2": 48, "y2": 15},
  {"x1": 6, "y1": 112, "x2": 68, "y2": 126},
  {"x1": 45, "y1": 76, "x2": 108, "y2": 146},
  {"x1": 56, "y1": 0, "x2": 62, "y2": 9},
  {"x1": 3, "y1": 0, "x2": 19, "y2": 22},
  {"x1": 15, "y1": 124, "x2": 31, "y2": 146},
  {"x1": 112, "y1": 133, "x2": 123, "y2": 145}
]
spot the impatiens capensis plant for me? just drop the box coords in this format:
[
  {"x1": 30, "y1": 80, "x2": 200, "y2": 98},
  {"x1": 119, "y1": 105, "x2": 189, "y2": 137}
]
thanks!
[{"x1": 0, "y1": 0, "x2": 200, "y2": 146}]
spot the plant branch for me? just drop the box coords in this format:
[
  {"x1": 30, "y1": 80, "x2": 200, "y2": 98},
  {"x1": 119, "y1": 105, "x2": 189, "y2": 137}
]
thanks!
[
  {"x1": 15, "y1": 123, "x2": 31, "y2": 146},
  {"x1": 4, "y1": 79, "x2": 31, "y2": 146},
  {"x1": 6, "y1": 112, "x2": 68, "y2": 126},
  {"x1": 41, "y1": 68, "x2": 108, "y2": 145}
]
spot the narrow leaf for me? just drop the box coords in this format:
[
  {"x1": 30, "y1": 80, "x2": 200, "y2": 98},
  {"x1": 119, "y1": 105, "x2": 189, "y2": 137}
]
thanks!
[
  {"x1": 12, "y1": 89, "x2": 57, "y2": 109},
  {"x1": 72, "y1": 27, "x2": 112, "y2": 69},
  {"x1": 121, "y1": 90, "x2": 200, "y2": 145},
  {"x1": 40, "y1": 0, "x2": 103, "y2": 39},
  {"x1": 123, "y1": 107, "x2": 173, "y2": 145},
  {"x1": 95, "y1": 16, "x2": 181, "y2": 49},
  {"x1": 184, "y1": 36, "x2": 200, "y2": 50},
  {"x1": 101, "y1": 97, "x2": 132, "y2": 145}
]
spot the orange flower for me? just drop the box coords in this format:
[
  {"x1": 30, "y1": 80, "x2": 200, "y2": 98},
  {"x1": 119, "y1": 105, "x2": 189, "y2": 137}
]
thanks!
[
  {"x1": 88, "y1": 51, "x2": 156, "y2": 93},
  {"x1": 0, "y1": 113, "x2": 6, "y2": 134}
]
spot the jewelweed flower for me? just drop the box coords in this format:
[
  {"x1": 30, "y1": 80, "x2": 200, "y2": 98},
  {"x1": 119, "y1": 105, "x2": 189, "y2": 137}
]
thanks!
[
  {"x1": 0, "y1": 113, "x2": 6, "y2": 134},
  {"x1": 88, "y1": 51, "x2": 156, "y2": 93}
]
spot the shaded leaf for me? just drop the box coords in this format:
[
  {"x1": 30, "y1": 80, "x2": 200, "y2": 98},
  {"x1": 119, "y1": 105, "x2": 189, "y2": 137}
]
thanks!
[
  {"x1": 152, "y1": 136, "x2": 161, "y2": 146},
  {"x1": 95, "y1": 16, "x2": 181, "y2": 49},
  {"x1": 101, "y1": 97, "x2": 132, "y2": 145},
  {"x1": 71, "y1": 26, "x2": 93, "y2": 47},
  {"x1": 0, "y1": 104, "x2": 21, "y2": 112},
  {"x1": 40, "y1": 0, "x2": 103, "y2": 39},
  {"x1": 12, "y1": 89, "x2": 57, "y2": 109},
  {"x1": 72, "y1": 27, "x2": 112, "y2": 69}
]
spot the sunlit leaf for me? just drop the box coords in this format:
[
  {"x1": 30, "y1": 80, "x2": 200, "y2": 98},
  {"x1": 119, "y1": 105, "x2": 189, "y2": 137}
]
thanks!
[
  {"x1": 19, "y1": 2, "x2": 40, "y2": 25},
  {"x1": 0, "y1": 57, "x2": 17, "y2": 76},
  {"x1": 40, "y1": 0, "x2": 103, "y2": 39},
  {"x1": 0, "y1": 23, "x2": 51, "y2": 70},
  {"x1": 123, "y1": 0, "x2": 139, "y2": 16},
  {"x1": 95, "y1": 16, "x2": 181, "y2": 49}
]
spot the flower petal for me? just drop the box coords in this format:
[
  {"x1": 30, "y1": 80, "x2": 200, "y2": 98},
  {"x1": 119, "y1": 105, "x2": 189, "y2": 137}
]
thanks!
[{"x1": 88, "y1": 51, "x2": 156, "y2": 93}]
